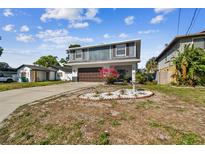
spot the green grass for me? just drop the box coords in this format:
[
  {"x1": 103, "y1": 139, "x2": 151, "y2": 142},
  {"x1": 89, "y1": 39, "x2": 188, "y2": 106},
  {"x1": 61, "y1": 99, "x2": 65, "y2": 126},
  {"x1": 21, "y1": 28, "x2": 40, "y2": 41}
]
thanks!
[
  {"x1": 141, "y1": 84, "x2": 205, "y2": 105},
  {"x1": 0, "y1": 81, "x2": 68, "y2": 92},
  {"x1": 148, "y1": 121, "x2": 204, "y2": 144},
  {"x1": 110, "y1": 120, "x2": 121, "y2": 126},
  {"x1": 98, "y1": 132, "x2": 109, "y2": 145}
]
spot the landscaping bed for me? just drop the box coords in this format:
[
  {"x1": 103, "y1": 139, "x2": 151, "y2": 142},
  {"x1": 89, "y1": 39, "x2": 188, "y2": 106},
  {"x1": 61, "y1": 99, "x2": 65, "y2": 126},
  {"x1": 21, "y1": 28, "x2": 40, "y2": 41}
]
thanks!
[{"x1": 0, "y1": 85, "x2": 205, "y2": 145}]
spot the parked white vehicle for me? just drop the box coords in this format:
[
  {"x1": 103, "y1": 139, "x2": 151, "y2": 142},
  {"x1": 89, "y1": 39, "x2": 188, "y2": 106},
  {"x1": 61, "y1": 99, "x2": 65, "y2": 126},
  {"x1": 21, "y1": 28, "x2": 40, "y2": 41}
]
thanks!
[{"x1": 0, "y1": 73, "x2": 16, "y2": 83}]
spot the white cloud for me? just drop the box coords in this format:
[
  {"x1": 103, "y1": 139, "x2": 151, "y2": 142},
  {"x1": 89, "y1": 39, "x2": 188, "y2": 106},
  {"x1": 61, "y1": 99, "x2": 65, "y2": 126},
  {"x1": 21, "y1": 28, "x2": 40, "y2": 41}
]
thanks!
[
  {"x1": 118, "y1": 33, "x2": 128, "y2": 38},
  {"x1": 154, "y1": 8, "x2": 176, "y2": 14},
  {"x1": 2, "y1": 24, "x2": 15, "y2": 32},
  {"x1": 124, "y1": 16, "x2": 135, "y2": 25},
  {"x1": 36, "y1": 29, "x2": 93, "y2": 48},
  {"x1": 138, "y1": 29, "x2": 159, "y2": 34},
  {"x1": 20, "y1": 25, "x2": 29, "y2": 32},
  {"x1": 69, "y1": 22, "x2": 89, "y2": 29},
  {"x1": 16, "y1": 34, "x2": 34, "y2": 43},
  {"x1": 3, "y1": 9, "x2": 14, "y2": 17},
  {"x1": 37, "y1": 26, "x2": 43, "y2": 30},
  {"x1": 150, "y1": 15, "x2": 164, "y2": 24},
  {"x1": 40, "y1": 8, "x2": 101, "y2": 24},
  {"x1": 103, "y1": 33, "x2": 111, "y2": 39}
]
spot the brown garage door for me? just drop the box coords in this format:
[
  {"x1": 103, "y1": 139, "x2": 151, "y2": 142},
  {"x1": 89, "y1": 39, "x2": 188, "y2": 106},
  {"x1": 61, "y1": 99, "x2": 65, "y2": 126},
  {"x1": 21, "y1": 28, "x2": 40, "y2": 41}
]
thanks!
[{"x1": 78, "y1": 67, "x2": 102, "y2": 82}]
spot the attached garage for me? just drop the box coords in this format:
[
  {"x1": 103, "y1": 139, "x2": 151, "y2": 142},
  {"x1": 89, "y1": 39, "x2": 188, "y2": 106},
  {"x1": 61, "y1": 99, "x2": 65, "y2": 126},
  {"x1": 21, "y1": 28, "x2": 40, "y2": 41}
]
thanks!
[{"x1": 78, "y1": 67, "x2": 102, "y2": 82}]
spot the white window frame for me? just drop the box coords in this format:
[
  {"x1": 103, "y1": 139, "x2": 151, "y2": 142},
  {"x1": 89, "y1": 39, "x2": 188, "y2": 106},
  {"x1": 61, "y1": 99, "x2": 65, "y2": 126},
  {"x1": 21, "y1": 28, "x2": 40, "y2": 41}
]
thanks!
[
  {"x1": 116, "y1": 44, "x2": 126, "y2": 57},
  {"x1": 75, "y1": 49, "x2": 82, "y2": 60}
]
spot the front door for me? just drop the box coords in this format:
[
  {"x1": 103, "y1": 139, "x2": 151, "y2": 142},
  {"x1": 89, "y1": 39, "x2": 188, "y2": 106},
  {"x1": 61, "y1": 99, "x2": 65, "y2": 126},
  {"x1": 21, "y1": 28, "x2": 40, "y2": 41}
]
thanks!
[{"x1": 117, "y1": 69, "x2": 126, "y2": 81}]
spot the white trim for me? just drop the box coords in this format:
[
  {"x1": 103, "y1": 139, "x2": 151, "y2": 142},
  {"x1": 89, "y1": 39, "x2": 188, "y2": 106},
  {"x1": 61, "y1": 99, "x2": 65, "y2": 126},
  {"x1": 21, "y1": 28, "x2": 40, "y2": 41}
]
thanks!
[
  {"x1": 66, "y1": 58, "x2": 140, "y2": 66},
  {"x1": 116, "y1": 44, "x2": 126, "y2": 57}
]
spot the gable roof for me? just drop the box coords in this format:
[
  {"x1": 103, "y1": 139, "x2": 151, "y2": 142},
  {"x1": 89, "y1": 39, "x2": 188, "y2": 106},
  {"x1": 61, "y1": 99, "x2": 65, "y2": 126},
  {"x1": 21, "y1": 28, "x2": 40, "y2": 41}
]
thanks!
[
  {"x1": 156, "y1": 31, "x2": 205, "y2": 61},
  {"x1": 67, "y1": 39, "x2": 140, "y2": 51},
  {"x1": 17, "y1": 64, "x2": 56, "y2": 72},
  {"x1": 49, "y1": 65, "x2": 72, "y2": 72}
]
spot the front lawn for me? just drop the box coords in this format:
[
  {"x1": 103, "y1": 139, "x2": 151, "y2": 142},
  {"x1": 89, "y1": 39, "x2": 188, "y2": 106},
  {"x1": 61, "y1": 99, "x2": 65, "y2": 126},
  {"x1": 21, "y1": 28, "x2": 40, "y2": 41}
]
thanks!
[
  {"x1": 0, "y1": 81, "x2": 68, "y2": 92},
  {"x1": 0, "y1": 84, "x2": 205, "y2": 145},
  {"x1": 141, "y1": 84, "x2": 205, "y2": 105}
]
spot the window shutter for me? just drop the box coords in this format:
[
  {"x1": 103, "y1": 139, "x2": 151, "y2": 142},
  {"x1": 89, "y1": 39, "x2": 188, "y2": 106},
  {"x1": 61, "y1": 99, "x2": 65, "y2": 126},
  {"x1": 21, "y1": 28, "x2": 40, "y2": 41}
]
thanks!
[
  {"x1": 112, "y1": 45, "x2": 116, "y2": 57},
  {"x1": 73, "y1": 51, "x2": 75, "y2": 60},
  {"x1": 126, "y1": 43, "x2": 129, "y2": 56}
]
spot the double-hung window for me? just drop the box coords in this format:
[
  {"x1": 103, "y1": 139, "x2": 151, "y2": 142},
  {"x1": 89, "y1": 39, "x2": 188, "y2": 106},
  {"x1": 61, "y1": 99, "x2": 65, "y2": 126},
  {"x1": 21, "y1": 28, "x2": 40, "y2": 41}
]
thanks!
[
  {"x1": 75, "y1": 50, "x2": 82, "y2": 59},
  {"x1": 116, "y1": 44, "x2": 126, "y2": 57}
]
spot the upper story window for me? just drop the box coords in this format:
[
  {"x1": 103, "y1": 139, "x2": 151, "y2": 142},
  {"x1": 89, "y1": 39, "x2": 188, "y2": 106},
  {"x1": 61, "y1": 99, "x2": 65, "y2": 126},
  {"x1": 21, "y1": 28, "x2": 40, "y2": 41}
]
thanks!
[
  {"x1": 116, "y1": 44, "x2": 126, "y2": 56},
  {"x1": 75, "y1": 50, "x2": 82, "y2": 59},
  {"x1": 193, "y1": 38, "x2": 205, "y2": 49}
]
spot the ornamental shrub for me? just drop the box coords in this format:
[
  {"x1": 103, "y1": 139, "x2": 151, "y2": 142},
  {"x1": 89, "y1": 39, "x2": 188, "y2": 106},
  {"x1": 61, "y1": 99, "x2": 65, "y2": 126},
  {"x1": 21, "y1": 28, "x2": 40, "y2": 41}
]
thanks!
[{"x1": 99, "y1": 67, "x2": 119, "y2": 84}]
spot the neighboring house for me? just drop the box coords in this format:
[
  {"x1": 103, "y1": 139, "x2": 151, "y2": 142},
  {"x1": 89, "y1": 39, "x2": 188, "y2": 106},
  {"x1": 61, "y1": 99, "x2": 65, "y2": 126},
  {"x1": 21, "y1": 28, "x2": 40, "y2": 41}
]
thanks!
[
  {"x1": 66, "y1": 39, "x2": 141, "y2": 82},
  {"x1": 156, "y1": 31, "x2": 205, "y2": 84},
  {"x1": 49, "y1": 66, "x2": 72, "y2": 81},
  {"x1": 17, "y1": 64, "x2": 56, "y2": 82}
]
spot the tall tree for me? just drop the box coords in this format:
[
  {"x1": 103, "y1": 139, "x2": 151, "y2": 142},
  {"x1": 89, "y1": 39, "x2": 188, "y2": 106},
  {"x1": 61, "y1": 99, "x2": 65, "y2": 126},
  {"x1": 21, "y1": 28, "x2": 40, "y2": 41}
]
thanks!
[
  {"x1": 145, "y1": 57, "x2": 157, "y2": 73},
  {"x1": 33, "y1": 55, "x2": 60, "y2": 67}
]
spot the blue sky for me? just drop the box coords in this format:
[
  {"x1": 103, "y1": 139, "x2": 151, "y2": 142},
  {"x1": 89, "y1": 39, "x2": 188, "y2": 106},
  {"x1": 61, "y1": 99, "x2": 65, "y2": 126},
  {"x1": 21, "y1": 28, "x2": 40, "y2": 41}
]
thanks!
[{"x1": 0, "y1": 8, "x2": 205, "y2": 68}]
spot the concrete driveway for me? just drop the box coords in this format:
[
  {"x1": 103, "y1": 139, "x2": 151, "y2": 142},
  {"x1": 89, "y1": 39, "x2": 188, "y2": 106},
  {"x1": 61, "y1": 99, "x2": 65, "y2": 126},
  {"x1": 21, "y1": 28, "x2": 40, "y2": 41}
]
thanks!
[{"x1": 0, "y1": 82, "x2": 101, "y2": 123}]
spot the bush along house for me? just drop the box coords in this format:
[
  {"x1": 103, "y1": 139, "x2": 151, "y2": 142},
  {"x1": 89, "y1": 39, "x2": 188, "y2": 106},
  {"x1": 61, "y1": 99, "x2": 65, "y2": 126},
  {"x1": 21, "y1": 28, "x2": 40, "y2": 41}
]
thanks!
[{"x1": 65, "y1": 39, "x2": 141, "y2": 82}]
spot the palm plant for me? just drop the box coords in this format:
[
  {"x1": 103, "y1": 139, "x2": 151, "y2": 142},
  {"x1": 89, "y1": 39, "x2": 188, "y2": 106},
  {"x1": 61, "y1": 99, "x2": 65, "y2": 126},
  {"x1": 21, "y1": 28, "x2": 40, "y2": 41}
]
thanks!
[
  {"x1": 145, "y1": 57, "x2": 157, "y2": 73},
  {"x1": 173, "y1": 44, "x2": 205, "y2": 86}
]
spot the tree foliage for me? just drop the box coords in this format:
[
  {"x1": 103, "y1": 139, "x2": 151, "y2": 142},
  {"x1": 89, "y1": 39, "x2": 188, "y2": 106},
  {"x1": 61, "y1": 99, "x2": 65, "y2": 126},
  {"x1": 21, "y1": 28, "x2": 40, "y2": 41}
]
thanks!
[
  {"x1": 69, "y1": 44, "x2": 81, "y2": 48},
  {"x1": 0, "y1": 47, "x2": 3, "y2": 57},
  {"x1": 59, "y1": 58, "x2": 67, "y2": 64},
  {"x1": 145, "y1": 57, "x2": 157, "y2": 73},
  {"x1": 33, "y1": 55, "x2": 60, "y2": 68},
  {"x1": 173, "y1": 44, "x2": 205, "y2": 86},
  {"x1": 0, "y1": 62, "x2": 10, "y2": 69}
]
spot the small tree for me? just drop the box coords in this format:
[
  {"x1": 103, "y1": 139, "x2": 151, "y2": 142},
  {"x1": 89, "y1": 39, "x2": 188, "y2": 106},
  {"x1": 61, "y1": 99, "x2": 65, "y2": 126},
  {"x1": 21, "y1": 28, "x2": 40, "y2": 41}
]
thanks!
[
  {"x1": 99, "y1": 67, "x2": 119, "y2": 84},
  {"x1": 34, "y1": 55, "x2": 60, "y2": 67}
]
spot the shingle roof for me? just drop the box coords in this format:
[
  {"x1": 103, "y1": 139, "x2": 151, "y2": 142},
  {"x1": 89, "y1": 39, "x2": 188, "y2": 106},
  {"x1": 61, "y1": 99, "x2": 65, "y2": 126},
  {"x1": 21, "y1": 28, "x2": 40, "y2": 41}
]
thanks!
[
  {"x1": 156, "y1": 31, "x2": 205, "y2": 61},
  {"x1": 17, "y1": 64, "x2": 56, "y2": 71}
]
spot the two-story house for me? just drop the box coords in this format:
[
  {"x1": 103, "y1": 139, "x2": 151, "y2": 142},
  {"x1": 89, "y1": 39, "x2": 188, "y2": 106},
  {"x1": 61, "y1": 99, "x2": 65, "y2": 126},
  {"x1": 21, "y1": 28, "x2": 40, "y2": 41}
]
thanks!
[
  {"x1": 66, "y1": 39, "x2": 141, "y2": 82},
  {"x1": 156, "y1": 31, "x2": 205, "y2": 84}
]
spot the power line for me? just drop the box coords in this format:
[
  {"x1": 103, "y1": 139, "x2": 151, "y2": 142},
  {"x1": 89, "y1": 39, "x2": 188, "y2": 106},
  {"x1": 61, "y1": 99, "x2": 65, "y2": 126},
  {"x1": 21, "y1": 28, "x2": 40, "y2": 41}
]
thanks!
[
  {"x1": 186, "y1": 8, "x2": 198, "y2": 35},
  {"x1": 177, "y1": 8, "x2": 181, "y2": 35},
  {"x1": 189, "y1": 8, "x2": 201, "y2": 33}
]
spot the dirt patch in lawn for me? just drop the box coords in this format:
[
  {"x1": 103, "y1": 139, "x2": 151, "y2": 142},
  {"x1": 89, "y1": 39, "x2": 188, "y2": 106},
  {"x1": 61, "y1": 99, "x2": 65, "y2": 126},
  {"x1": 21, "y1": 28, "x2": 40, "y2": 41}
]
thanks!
[{"x1": 0, "y1": 85, "x2": 205, "y2": 145}]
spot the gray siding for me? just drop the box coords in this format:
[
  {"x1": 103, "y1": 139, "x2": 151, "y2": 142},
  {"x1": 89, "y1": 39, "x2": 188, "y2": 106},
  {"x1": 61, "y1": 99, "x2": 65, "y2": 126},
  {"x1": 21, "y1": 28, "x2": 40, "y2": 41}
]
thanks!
[{"x1": 68, "y1": 41, "x2": 140, "y2": 63}]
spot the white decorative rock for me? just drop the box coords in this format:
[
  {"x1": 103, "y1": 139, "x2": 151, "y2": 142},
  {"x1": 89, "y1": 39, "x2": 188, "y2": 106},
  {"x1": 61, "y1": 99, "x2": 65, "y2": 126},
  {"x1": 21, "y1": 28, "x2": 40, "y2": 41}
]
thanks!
[{"x1": 79, "y1": 89, "x2": 154, "y2": 100}]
